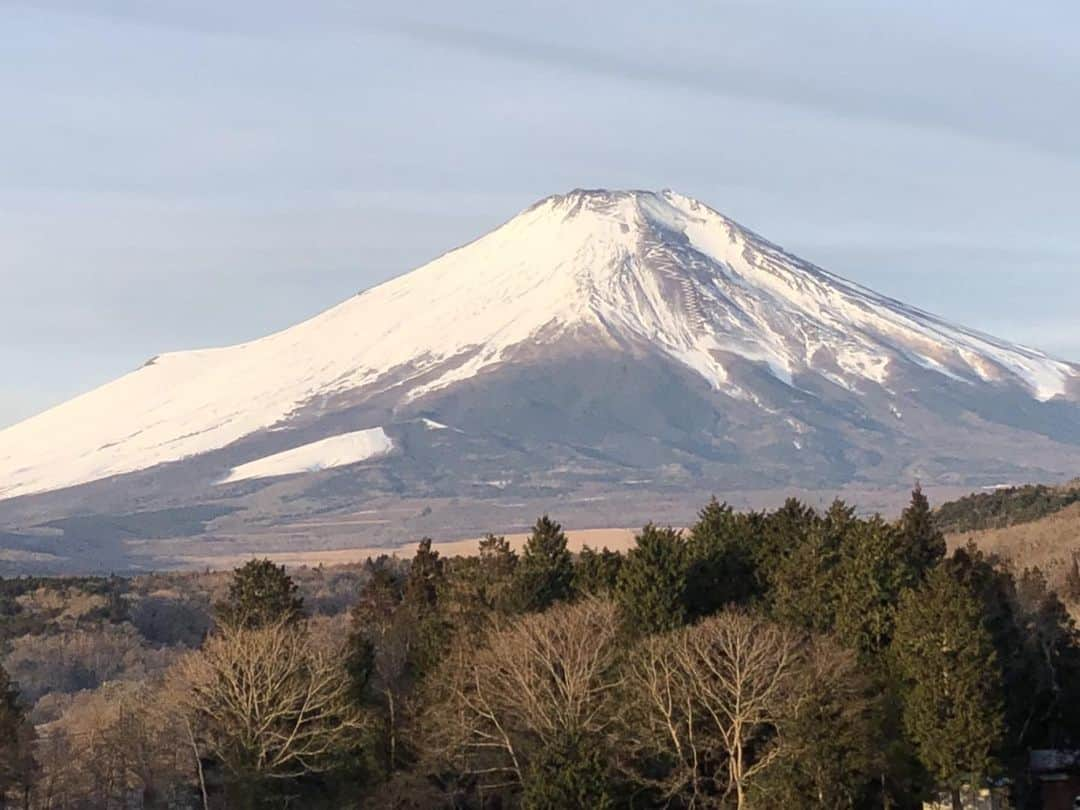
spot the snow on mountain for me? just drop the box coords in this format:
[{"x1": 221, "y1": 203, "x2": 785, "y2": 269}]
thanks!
[
  {"x1": 0, "y1": 189, "x2": 1076, "y2": 501},
  {"x1": 219, "y1": 427, "x2": 393, "y2": 484}
]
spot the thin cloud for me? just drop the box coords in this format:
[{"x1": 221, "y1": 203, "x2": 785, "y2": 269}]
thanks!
[{"x1": 378, "y1": 18, "x2": 1079, "y2": 162}]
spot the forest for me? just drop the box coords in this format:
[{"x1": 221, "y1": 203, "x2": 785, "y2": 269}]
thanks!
[{"x1": 2, "y1": 486, "x2": 1079, "y2": 810}]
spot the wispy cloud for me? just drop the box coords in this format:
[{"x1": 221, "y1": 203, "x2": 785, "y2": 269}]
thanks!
[{"x1": 377, "y1": 18, "x2": 1079, "y2": 162}]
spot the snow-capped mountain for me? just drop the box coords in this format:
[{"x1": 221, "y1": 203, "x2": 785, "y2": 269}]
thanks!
[{"x1": 1, "y1": 190, "x2": 1078, "y2": 571}]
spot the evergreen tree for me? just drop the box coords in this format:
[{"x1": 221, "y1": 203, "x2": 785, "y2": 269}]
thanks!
[
  {"x1": 891, "y1": 566, "x2": 1004, "y2": 808},
  {"x1": 521, "y1": 733, "x2": 616, "y2": 810},
  {"x1": 833, "y1": 517, "x2": 913, "y2": 658},
  {"x1": 769, "y1": 517, "x2": 841, "y2": 634},
  {"x1": 401, "y1": 539, "x2": 450, "y2": 681},
  {"x1": 0, "y1": 663, "x2": 36, "y2": 808},
  {"x1": 944, "y1": 544, "x2": 1031, "y2": 772},
  {"x1": 753, "y1": 640, "x2": 881, "y2": 809},
  {"x1": 685, "y1": 497, "x2": 757, "y2": 616},
  {"x1": 897, "y1": 483, "x2": 946, "y2": 576},
  {"x1": 615, "y1": 524, "x2": 689, "y2": 635},
  {"x1": 508, "y1": 516, "x2": 575, "y2": 613},
  {"x1": 753, "y1": 498, "x2": 818, "y2": 593},
  {"x1": 478, "y1": 533, "x2": 519, "y2": 612},
  {"x1": 478, "y1": 533, "x2": 517, "y2": 581},
  {"x1": 572, "y1": 545, "x2": 623, "y2": 597},
  {"x1": 1010, "y1": 567, "x2": 1080, "y2": 752},
  {"x1": 214, "y1": 558, "x2": 304, "y2": 629},
  {"x1": 403, "y1": 538, "x2": 444, "y2": 611},
  {"x1": 440, "y1": 535, "x2": 520, "y2": 627},
  {"x1": 345, "y1": 565, "x2": 403, "y2": 704}
]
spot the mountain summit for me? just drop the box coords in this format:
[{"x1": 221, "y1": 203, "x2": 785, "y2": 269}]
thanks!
[{"x1": 1, "y1": 190, "x2": 1078, "y2": 570}]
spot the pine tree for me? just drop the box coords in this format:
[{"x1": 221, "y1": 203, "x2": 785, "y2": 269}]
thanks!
[
  {"x1": 891, "y1": 566, "x2": 1004, "y2": 808},
  {"x1": 0, "y1": 663, "x2": 37, "y2": 807},
  {"x1": 478, "y1": 533, "x2": 519, "y2": 612},
  {"x1": 572, "y1": 545, "x2": 623, "y2": 597},
  {"x1": 753, "y1": 498, "x2": 818, "y2": 592},
  {"x1": 753, "y1": 640, "x2": 881, "y2": 809},
  {"x1": 769, "y1": 519, "x2": 841, "y2": 634},
  {"x1": 403, "y1": 538, "x2": 444, "y2": 611},
  {"x1": 897, "y1": 483, "x2": 946, "y2": 576},
  {"x1": 508, "y1": 516, "x2": 575, "y2": 613},
  {"x1": 478, "y1": 533, "x2": 517, "y2": 581},
  {"x1": 614, "y1": 524, "x2": 689, "y2": 635},
  {"x1": 214, "y1": 558, "x2": 304, "y2": 629},
  {"x1": 401, "y1": 539, "x2": 450, "y2": 681},
  {"x1": 833, "y1": 517, "x2": 913, "y2": 658},
  {"x1": 345, "y1": 565, "x2": 403, "y2": 704},
  {"x1": 1011, "y1": 567, "x2": 1080, "y2": 751},
  {"x1": 685, "y1": 497, "x2": 756, "y2": 616}
]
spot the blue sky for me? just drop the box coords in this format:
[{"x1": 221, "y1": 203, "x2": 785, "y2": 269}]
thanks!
[{"x1": 2, "y1": 0, "x2": 1079, "y2": 427}]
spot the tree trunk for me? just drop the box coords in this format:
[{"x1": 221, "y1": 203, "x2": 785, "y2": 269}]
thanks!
[
  {"x1": 732, "y1": 737, "x2": 746, "y2": 810},
  {"x1": 951, "y1": 786, "x2": 962, "y2": 810},
  {"x1": 185, "y1": 720, "x2": 210, "y2": 810},
  {"x1": 386, "y1": 689, "x2": 397, "y2": 770}
]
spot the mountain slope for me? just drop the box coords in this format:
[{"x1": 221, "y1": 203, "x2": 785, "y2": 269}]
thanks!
[
  {"x1": 0, "y1": 189, "x2": 1078, "y2": 571},
  {"x1": 2, "y1": 189, "x2": 1076, "y2": 501}
]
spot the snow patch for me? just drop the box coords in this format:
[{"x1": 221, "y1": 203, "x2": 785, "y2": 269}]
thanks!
[{"x1": 220, "y1": 428, "x2": 393, "y2": 484}]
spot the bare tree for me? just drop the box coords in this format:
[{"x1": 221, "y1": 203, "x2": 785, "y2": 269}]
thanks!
[
  {"x1": 425, "y1": 598, "x2": 623, "y2": 793},
  {"x1": 30, "y1": 680, "x2": 194, "y2": 810},
  {"x1": 170, "y1": 620, "x2": 368, "y2": 788},
  {"x1": 627, "y1": 610, "x2": 802, "y2": 809}
]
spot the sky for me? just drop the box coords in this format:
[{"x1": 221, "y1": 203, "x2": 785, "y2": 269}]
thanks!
[{"x1": 2, "y1": 0, "x2": 1079, "y2": 428}]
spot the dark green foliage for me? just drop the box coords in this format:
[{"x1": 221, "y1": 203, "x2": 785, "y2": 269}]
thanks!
[
  {"x1": 508, "y1": 516, "x2": 575, "y2": 613},
  {"x1": 521, "y1": 733, "x2": 616, "y2": 810},
  {"x1": 891, "y1": 565, "x2": 1004, "y2": 795},
  {"x1": 403, "y1": 538, "x2": 443, "y2": 611},
  {"x1": 753, "y1": 498, "x2": 817, "y2": 593},
  {"x1": 833, "y1": 517, "x2": 914, "y2": 658},
  {"x1": 573, "y1": 545, "x2": 623, "y2": 597},
  {"x1": 214, "y1": 558, "x2": 304, "y2": 629},
  {"x1": 345, "y1": 565, "x2": 403, "y2": 704},
  {"x1": 615, "y1": 524, "x2": 689, "y2": 635},
  {"x1": 934, "y1": 483, "x2": 1080, "y2": 534},
  {"x1": 753, "y1": 642, "x2": 881, "y2": 809},
  {"x1": 1009, "y1": 568, "x2": 1080, "y2": 751},
  {"x1": 943, "y1": 544, "x2": 1038, "y2": 771},
  {"x1": 0, "y1": 663, "x2": 37, "y2": 804},
  {"x1": 755, "y1": 497, "x2": 934, "y2": 660},
  {"x1": 897, "y1": 484, "x2": 947, "y2": 575},
  {"x1": 436, "y1": 534, "x2": 519, "y2": 629},
  {"x1": 347, "y1": 544, "x2": 450, "y2": 775},
  {"x1": 769, "y1": 519, "x2": 840, "y2": 634},
  {"x1": 684, "y1": 498, "x2": 757, "y2": 616},
  {"x1": 476, "y1": 533, "x2": 519, "y2": 613},
  {"x1": 478, "y1": 533, "x2": 518, "y2": 580},
  {"x1": 400, "y1": 539, "x2": 451, "y2": 682}
]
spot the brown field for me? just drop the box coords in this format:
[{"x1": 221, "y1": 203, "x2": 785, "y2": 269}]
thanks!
[{"x1": 180, "y1": 527, "x2": 643, "y2": 570}]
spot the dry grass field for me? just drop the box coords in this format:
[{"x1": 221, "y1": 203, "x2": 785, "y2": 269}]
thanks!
[
  {"x1": 948, "y1": 502, "x2": 1080, "y2": 589},
  {"x1": 180, "y1": 526, "x2": 643, "y2": 570}
]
